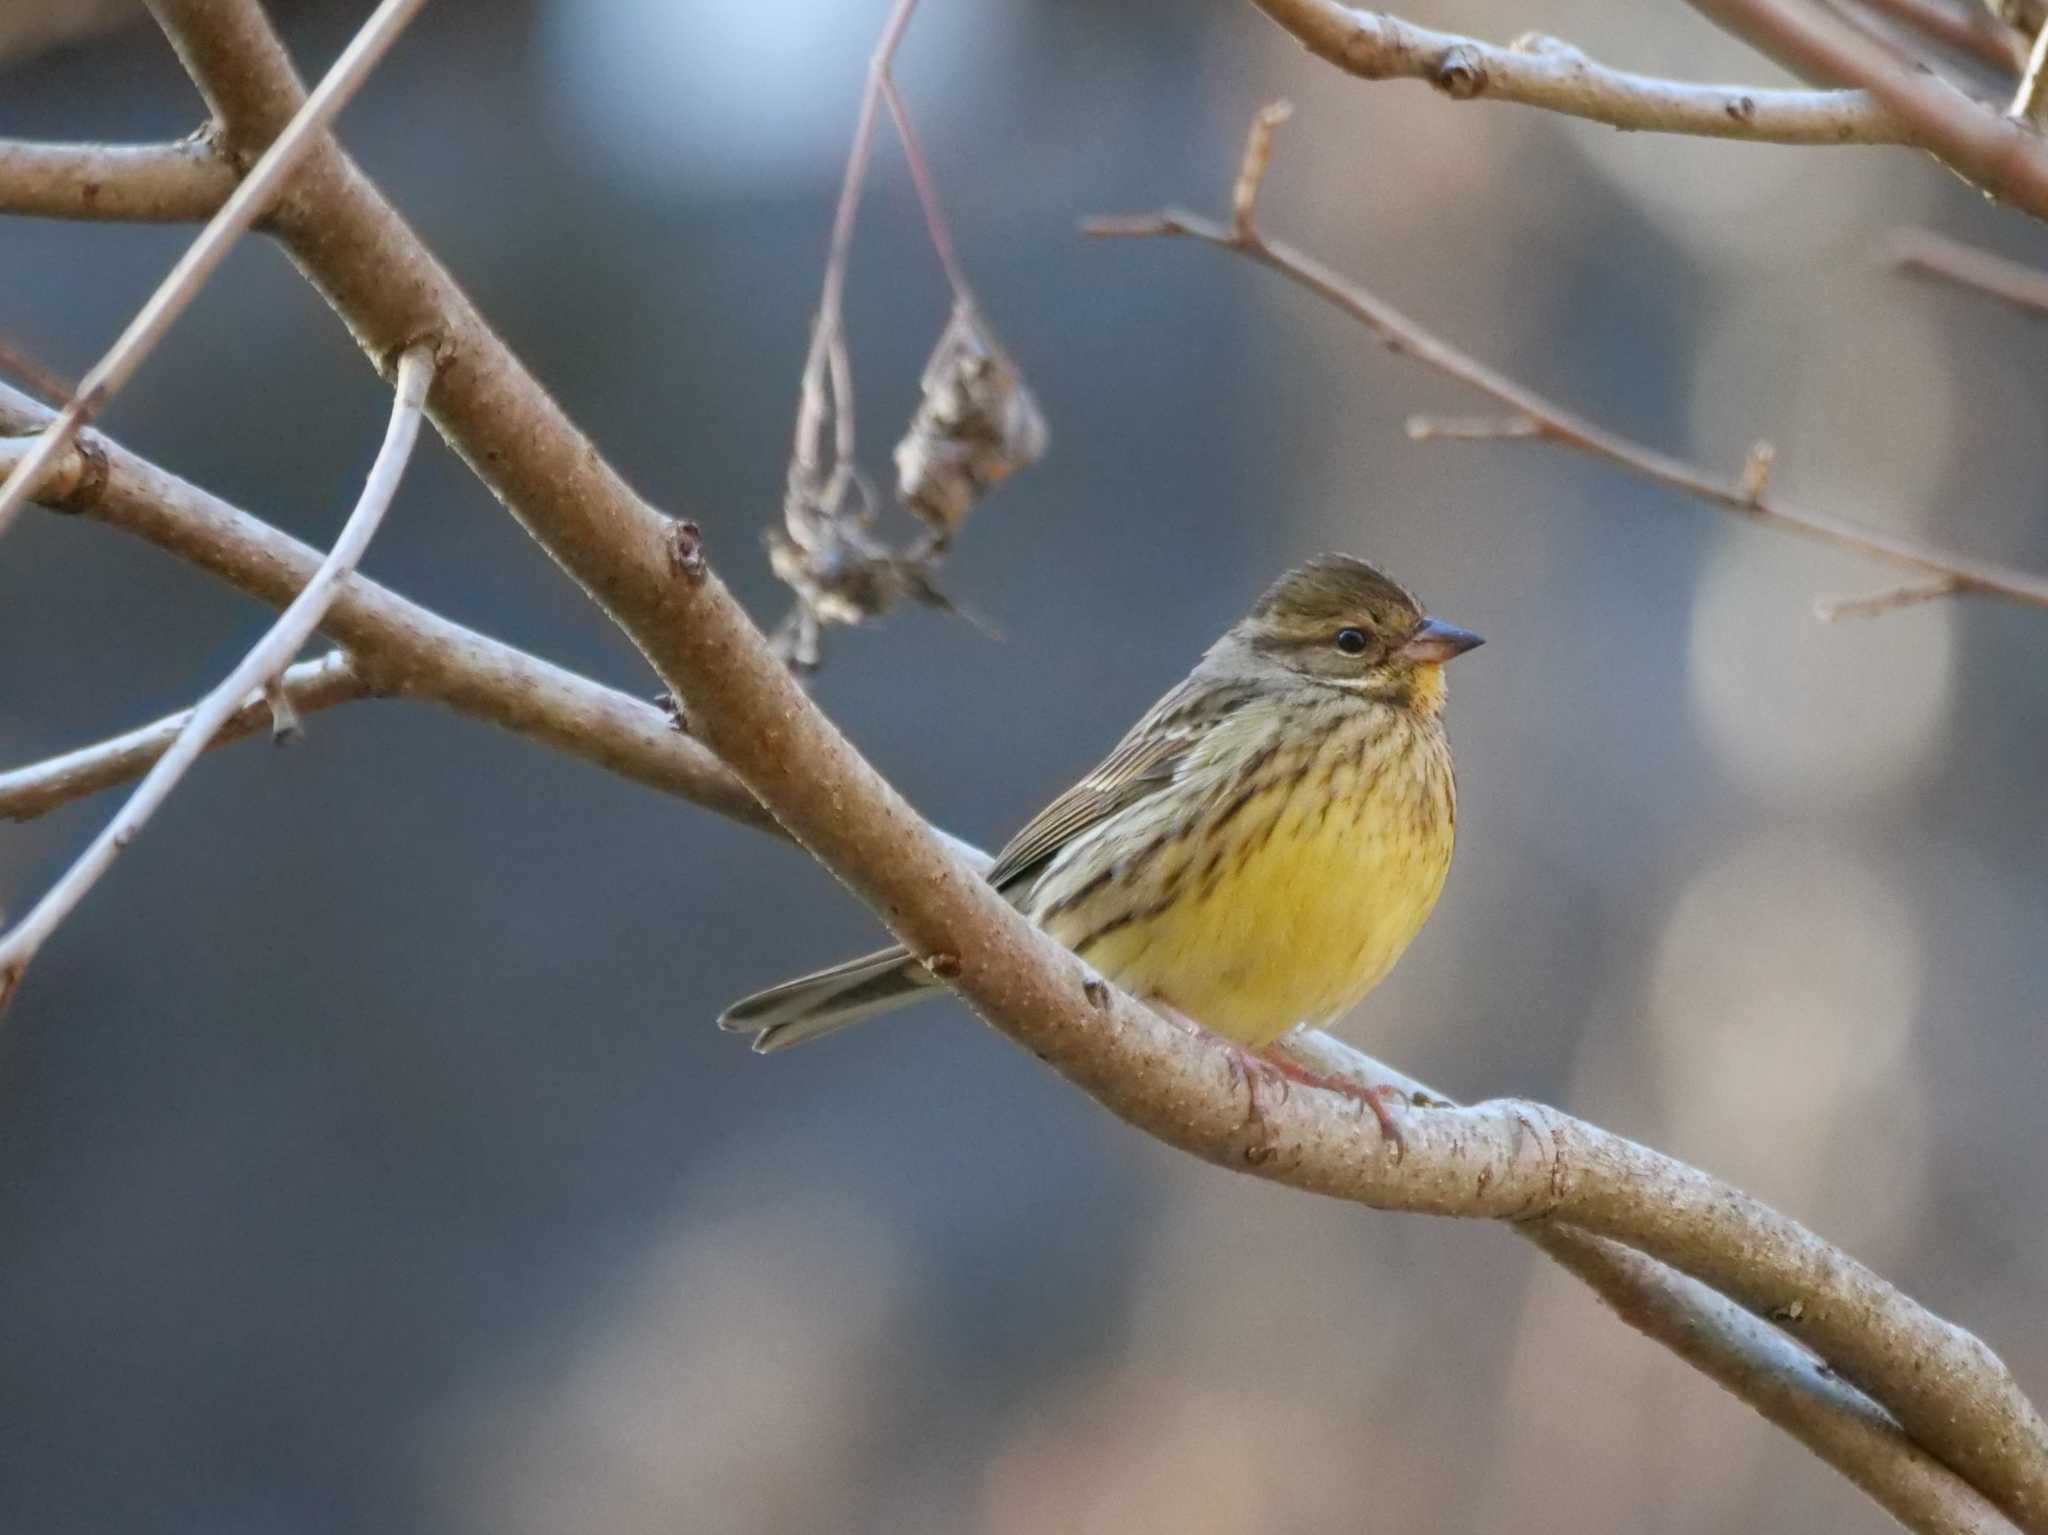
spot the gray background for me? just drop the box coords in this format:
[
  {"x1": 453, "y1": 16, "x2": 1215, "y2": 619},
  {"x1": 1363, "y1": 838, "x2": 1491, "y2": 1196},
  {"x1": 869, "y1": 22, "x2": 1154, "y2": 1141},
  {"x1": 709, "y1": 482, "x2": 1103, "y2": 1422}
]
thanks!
[{"x1": 2, "y1": 2, "x2": 2043, "y2": 1531}]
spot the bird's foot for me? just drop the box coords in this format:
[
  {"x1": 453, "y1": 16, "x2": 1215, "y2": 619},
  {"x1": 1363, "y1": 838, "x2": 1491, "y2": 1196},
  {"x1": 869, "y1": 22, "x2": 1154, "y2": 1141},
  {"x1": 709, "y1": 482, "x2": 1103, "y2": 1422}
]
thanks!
[{"x1": 1256, "y1": 1045, "x2": 1408, "y2": 1160}]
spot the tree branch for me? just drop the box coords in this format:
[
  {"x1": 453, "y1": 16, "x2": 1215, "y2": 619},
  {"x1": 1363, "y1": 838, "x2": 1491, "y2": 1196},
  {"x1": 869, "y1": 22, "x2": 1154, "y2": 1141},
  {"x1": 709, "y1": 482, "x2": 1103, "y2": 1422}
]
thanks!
[
  {"x1": 0, "y1": 346, "x2": 431, "y2": 1009},
  {"x1": 0, "y1": 651, "x2": 367, "y2": 821},
  {"x1": 1685, "y1": 0, "x2": 2048, "y2": 214},
  {"x1": 0, "y1": 381, "x2": 774, "y2": 837},
  {"x1": 1885, "y1": 224, "x2": 2048, "y2": 312},
  {"x1": 1852, "y1": 0, "x2": 2030, "y2": 73},
  {"x1": 1085, "y1": 184, "x2": 2048, "y2": 618},
  {"x1": 1275, "y1": 1032, "x2": 2019, "y2": 1535},
  {"x1": 0, "y1": 135, "x2": 235, "y2": 222},
  {"x1": 1244, "y1": 0, "x2": 1904, "y2": 144},
  {"x1": 0, "y1": 0, "x2": 430, "y2": 542}
]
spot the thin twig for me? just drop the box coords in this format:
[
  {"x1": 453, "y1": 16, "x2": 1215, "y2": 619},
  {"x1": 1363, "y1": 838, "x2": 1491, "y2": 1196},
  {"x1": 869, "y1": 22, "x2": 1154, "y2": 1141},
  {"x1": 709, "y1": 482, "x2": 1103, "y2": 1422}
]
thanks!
[
  {"x1": 793, "y1": 0, "x2": 921, "y2": 483},
  {"x1": 0, "y1": 0, "x2": 431, "y2": 542},
  {"x1": 1404, "y1": 413, "x2": 1542, "y2": 442},
  {"x1": 0, "y1": 335, "x2": 76, "y2": 405},
  {"x1": 1883, "y1": 225, "x2": 2048, "y2": 312},
  {"x1": 0, "y1": 653, "x2": 364, "y2": 821},
  {"x1": 878, "y1": 75, "x2": 974, "y2": 309},
  {"x1": 1085, "y1": 119, "x2": 2048, "y2": 616},
  {"x1": 1852, "y1": 0, "x2": 2030, "y2": 71},
  {"x1": 0, "y1": 135, "x2": 238, "y2": 223},
  {"x1": 2013, "y1": 14, "x2": 2048, "y2": 118},
  {"x1": 0, "y1": 347, "x2": 432, "y2": 1011},
  {"x1": 1815, "y1": 575, "x2": 1962, "y2": 618}
]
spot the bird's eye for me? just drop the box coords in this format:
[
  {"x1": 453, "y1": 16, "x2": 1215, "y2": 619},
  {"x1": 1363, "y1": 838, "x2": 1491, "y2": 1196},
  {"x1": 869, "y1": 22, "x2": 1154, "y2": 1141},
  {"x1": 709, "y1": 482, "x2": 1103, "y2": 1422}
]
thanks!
[{"x1": 1334, "y1": 627, "x2": 1370, "y2": 656}]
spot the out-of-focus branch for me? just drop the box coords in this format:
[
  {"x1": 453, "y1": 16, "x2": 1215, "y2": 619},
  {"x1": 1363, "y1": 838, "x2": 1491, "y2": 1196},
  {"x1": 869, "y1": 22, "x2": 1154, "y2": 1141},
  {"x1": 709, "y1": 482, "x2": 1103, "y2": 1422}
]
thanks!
[
  {"x1": 1245, "y1": 0, "x2": 1903, "y2": 143},
  {"x1": 116, "y1": 8, "x2": 2048, "y2": 1530},
  {"x1": 1884, "y1": 225, "x2": 2048, "y2": 310},
  {"x1": 0, "y1": 136, "x2": 236, "y2": 222},
  {"x1": 1852, "y1": 0, "x2": 2029, "y2": 73},
  {"x1": 1085, "y1": 131, "x2": 2048, "y2": 617},
  {"x1": 0, "y1": 347, "x2": 431, "y2": 1010},
  {"x1": 0, "y1": 652, "x2": 366, "y2": 821},
  {"x1": 0, "y1": 0, "x2": 431, "y2": 543},
  {"x1": 1684, "y1": 0, "x2": 2048, "y2": 214},
  {"x1": 0, "y1": 381, "x2": 774, "y2": 837}
]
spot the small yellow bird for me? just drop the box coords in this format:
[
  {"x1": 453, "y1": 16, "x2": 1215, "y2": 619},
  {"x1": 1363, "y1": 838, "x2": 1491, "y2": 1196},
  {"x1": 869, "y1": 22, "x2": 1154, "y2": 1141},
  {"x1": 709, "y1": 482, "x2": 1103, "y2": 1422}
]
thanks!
[{"x1": 720, "y1": 554, "x2": 1481, "y2": 1133}]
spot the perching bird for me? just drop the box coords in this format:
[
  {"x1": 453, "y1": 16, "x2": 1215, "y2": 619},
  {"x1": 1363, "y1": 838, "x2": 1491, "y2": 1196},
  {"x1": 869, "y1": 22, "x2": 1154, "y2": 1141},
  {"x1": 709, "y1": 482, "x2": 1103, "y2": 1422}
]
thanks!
[{"x1": 719, "y1": 554, "x2": 1481, "y2": 1133}]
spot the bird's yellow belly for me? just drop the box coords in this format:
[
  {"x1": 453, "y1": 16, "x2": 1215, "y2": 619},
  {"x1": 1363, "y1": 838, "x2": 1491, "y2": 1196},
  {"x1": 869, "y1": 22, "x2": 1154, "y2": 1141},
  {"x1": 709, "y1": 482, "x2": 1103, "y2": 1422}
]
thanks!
[{"x1": 1038, "y1": 748, "x2": 1453, "y2": 1048}]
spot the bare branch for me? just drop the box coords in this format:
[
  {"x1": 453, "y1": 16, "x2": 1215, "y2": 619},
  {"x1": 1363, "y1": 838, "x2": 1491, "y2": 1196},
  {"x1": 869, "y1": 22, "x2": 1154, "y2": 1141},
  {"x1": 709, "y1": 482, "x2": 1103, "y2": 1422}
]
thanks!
[
  {"x1": 0, "y1": 0, "x2": 431, "y2": 543},
  {"x1": 0, "y1": 653, "x2": 364, "y2": 821},
  {"x1": 1852, "y1": 0, "x2": 2029, "y2": 72},
  {"x1": 1404, "y1": 413, "x2": 1542, "y2": 442},
  {"x1": 0, "y1": 379, "x2": 774, "y2": 838},
  {"x1": 1244, "y1": 0, "x2": 1903, "y2": 143},
  {"x1": 2013, "y1": 11, "x2": 2048, "y2": 120},
  {"x1": 1273, "y1": 1033, "x2": 2021, "y2": 1535},
  {"x1": 128, "y1": 9, "x2": 2048, "y2": 1527},
  {"x1": 1815, "y1": 575, "x2": 1963, "y2": 618},
  {"x1": 0, "y1": 135, "x2": 235, "y2": 222},
  {"x1": 1085, "y1": 128, "x2": 2048, "y2": 616},
  {"x1": 1885, "y1": 224, "x2": 2048, "y2": 312},
  {"x1": 1685, "y1": 0, "x2": 2048, "y2": 214},
  {"x1": 0, "y1": 347, "x2": 431, "y2": 1010}
]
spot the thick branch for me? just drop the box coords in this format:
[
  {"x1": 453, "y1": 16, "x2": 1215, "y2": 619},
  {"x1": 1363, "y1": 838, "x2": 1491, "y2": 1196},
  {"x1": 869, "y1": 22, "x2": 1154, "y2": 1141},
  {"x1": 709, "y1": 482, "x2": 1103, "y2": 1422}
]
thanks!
[
  {"x1": 0, "y1": 651, "x2": 366, "y2": 821},
  {"x1": 1275, "y1": 1032, "x2": 2016, "y2": 1533},
  {"x1": 1686, "y1": 0, "x2": 2048, "y2": 215},
  {"x1": 131, "y1": 5, "x2": 2048, "y2": 1528},
  {"x1": 1245, "y1": 0, "x2": 1904, "y2": 143},
  {"x1": 0, "y1": 136, "x2": 236, "y2": 222}
]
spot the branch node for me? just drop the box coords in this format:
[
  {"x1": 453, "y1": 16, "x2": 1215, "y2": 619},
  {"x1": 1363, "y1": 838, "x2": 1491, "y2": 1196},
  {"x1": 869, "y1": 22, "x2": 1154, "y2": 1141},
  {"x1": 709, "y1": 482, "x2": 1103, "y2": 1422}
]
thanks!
[
  {"x1": 1739, "y1": 439, "x2": 1776, "y2": 505},
  {"x1": 667, "y1": 517, "x2": 706, "y2": 582},
  {"x1": 263, "y1": 677, "x2": 304, "y2": 745},
  {"x1": 1433, "y1": 44, "x2": 1490, "y2": 100},
  {"x1": 1231, "y1": 100, "x2": 1293, "y2": 237}
]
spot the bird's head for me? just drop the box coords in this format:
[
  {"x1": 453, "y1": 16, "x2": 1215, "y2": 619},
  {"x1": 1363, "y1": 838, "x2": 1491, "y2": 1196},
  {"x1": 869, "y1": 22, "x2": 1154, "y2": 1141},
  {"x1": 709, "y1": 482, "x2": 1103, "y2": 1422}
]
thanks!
[{"x1": 1220, "y1": 552, "x2": 1483, "y2": 715}]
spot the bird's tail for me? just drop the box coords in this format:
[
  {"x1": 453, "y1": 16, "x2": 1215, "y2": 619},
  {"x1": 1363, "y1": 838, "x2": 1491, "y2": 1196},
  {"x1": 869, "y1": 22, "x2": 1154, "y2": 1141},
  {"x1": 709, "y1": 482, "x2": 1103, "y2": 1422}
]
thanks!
[{"x1": 717, "y1": 945, "x2": 938, "y2": 1052}]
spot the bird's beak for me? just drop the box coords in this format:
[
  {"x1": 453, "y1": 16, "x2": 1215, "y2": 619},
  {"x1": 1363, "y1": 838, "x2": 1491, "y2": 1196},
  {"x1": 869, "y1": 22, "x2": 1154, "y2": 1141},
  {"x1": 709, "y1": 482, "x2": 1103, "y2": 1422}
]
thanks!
[{"x1": 1401, "y1": 617, "x2": 1485, "y2": 664}]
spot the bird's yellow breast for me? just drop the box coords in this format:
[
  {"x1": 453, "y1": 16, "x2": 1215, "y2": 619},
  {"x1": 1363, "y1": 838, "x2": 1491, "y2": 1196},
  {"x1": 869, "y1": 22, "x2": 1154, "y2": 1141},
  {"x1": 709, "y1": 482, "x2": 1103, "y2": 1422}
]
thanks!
[{"x1": 1031, "y1": 706, "x2": 1455, "y2": 1048}]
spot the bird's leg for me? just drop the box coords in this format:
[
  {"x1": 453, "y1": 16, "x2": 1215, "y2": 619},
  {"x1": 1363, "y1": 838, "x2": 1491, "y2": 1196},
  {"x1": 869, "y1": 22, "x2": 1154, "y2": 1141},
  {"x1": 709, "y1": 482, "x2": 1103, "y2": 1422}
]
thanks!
[
  {"x1": 1257, "y1": 1045, "x2": 1408, "y2": 1158},
  {"x1": 1152, "y1": 1001, "x2": 1287, "y2": 1159}
]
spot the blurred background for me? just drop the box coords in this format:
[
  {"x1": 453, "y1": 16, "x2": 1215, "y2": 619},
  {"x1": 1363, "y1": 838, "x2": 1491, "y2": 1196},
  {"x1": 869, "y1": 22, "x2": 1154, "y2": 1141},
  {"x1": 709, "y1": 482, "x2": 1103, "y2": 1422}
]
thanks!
[{"x1": 2, "y1": 1, "x2": 2045, "y2": 1530}]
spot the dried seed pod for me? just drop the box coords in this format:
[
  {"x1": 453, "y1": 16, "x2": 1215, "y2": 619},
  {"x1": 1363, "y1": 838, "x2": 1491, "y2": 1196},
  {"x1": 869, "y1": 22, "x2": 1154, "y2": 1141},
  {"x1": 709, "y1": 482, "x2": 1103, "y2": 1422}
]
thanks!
[{"x1": 893, "y1": 302, "x2": 1047, "y2": 540}]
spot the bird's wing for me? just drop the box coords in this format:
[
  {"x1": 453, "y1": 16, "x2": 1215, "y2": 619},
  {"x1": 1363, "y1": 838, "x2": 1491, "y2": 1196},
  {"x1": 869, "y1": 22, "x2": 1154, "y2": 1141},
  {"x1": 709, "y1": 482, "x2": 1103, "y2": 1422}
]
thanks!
[{"x1": 986, "y1": 676, "x2": 1246, "y2": 893}]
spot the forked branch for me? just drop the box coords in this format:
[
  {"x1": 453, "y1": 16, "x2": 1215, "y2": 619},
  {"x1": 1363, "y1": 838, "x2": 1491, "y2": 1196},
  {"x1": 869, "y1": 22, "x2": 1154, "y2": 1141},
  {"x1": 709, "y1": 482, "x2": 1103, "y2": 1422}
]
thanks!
[
  {"x1": 0, "y1": 346, "x2": 433, "y2": 1010},
  {"x1": 1085, "y1": 109, "x2": 2048, "y2": 618}
]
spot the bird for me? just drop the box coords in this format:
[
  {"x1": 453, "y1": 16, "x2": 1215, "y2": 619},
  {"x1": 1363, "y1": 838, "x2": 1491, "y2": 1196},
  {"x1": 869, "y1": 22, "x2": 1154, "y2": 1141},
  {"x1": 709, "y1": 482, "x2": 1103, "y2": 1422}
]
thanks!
[{"x1": 719, "y1": 553, "x2": 1481, "y2": 1138}]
